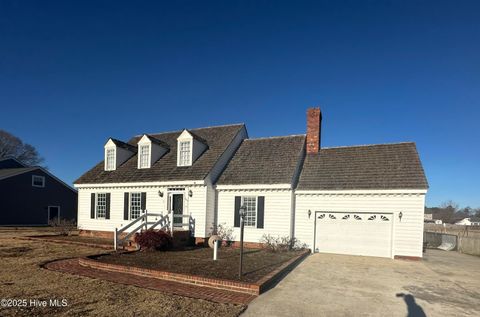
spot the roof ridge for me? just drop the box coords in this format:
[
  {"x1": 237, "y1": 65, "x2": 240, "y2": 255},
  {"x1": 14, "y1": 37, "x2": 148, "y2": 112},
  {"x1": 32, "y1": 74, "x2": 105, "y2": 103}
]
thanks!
[
  {"x1": 134, "y1": 123, "x2": 245, "y2": 137},
  {"x1": 245, "y1": 134, "x2": 306, "y2": 141},
  {"x1": 321, "y1": 142, "x2": 415, "y2": 150}
]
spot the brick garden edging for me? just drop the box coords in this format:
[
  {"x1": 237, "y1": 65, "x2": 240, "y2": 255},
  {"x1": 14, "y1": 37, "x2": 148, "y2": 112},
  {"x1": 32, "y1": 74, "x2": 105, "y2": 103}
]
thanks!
[{"x1": 79, "y1": 249, "x2": 310, "y2": 295}]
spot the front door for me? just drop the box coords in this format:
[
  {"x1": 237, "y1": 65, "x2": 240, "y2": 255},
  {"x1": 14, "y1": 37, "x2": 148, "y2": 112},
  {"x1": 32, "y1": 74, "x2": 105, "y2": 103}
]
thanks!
[
  {"x1": 170, "y1": 194, "x2": 184, "y2": 226},
  {"x1": 48, "y1": 206, "x2": 60, "y2": 224}
]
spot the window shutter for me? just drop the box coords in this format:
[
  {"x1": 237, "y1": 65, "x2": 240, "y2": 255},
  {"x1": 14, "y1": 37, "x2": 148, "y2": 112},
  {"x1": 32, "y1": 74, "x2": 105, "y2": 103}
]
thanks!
[
  {"x1": 234, "y1": 196, "x2": 241, "y2": 227},
  {"x1": 257, "y1": 196, "x2": 265, "y2": 229},
  {"x1": 105, "y1": 193, "x2": 111, "y2": 219},
  {"x1": 124, "y1": 193, "x2": 129, "y2": 220},
  {"x1": 90, "y1": 193, "x2": 95, "y2": 219},
  {"x1": 141, "y1": 192, "x2": 147, "y2": 211}
]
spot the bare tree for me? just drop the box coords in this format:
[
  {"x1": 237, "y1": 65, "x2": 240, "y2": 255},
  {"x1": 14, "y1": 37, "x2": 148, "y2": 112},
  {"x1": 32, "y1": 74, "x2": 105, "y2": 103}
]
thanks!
[{"x1": 0, "y1": 130, "x2": 44, "y2": 166}]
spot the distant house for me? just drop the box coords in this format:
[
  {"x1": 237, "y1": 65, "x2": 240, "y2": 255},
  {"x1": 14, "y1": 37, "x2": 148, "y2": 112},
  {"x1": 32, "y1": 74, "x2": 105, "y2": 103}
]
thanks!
[
  {"x1": 424, "y1": 213, "x2": 433, "y2": 221},
  {"x1": 455, "y1": 217, "x2": 480, "y2": 226},
  {"x1": 0, "y1": 158, "x2": 77, "y2": 225}
]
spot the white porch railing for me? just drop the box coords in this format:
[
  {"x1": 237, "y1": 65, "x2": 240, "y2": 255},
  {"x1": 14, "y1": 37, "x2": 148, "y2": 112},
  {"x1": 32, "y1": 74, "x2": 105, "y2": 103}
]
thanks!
[{"x1": 113, "y1": 211, "x2": 193, "y2": 251}]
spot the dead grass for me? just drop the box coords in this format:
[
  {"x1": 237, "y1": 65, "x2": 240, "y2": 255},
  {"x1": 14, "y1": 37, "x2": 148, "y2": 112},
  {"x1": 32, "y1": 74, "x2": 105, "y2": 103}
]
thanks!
[{"x1": 0, "y1": 228, "x2": 244, "y2": 317}]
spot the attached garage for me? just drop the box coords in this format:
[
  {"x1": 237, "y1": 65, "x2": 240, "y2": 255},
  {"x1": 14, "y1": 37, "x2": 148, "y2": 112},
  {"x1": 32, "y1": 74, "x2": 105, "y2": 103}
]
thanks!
[
  {"x1": 294, "y1": 142, "x2": 429, "y2": 259},
  {"x1": 314, "y1": 212, "x2": 393, "y2": 258}
]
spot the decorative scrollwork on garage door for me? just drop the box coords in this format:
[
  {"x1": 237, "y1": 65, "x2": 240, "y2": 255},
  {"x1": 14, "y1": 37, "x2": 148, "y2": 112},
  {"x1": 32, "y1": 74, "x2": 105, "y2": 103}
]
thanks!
[
  {"x1": 329, "y1": 214, "x2": 337, "y2": 219},
  {"x1": 354, "y1": 215, "x2": 362, "y2": 220},
  {"x1": 381, "y1": 215, "x2": 390, "y2": 221},
  {"x1": 342, "y1": 214, "x2": 350, "y2": 220},
  {"x1": 318, "y1": 214, "x2": 325, "y2": 219},
  {"x1": 368, "y1": 215, "x2": 376, "y2": 220}
]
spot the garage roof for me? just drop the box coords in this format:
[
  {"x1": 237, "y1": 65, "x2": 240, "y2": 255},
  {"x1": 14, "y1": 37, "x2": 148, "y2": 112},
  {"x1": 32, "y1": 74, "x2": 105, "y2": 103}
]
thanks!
[{"x1": 297, "y1": 142, "x2": 428, "y2": 190}]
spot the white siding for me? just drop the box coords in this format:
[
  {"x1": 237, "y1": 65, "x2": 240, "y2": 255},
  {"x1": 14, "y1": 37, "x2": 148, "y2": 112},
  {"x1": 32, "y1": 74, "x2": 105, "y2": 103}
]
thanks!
[
  {"x1": 294, "y1": 192, "x2": 426, "y2": 258},
  {"x1": 217, "y1": 188, "x2": 293, "y2": 243},
  {"x1": 77, "y1": 184, "x2": 209, "y2": 238},
  {"x1": 205, "y1": 183, "x2": 216, "y2": 237}
]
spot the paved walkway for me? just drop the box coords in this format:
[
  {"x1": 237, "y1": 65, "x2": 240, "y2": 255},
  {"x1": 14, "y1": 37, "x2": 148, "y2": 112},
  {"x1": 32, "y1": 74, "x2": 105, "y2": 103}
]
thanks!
[
  {"x1": 45, "y1": 258, "x2": 256, "y2": 305},
  {"x1": 243, "y1": 250, "x2": 480, "y2": 317}
]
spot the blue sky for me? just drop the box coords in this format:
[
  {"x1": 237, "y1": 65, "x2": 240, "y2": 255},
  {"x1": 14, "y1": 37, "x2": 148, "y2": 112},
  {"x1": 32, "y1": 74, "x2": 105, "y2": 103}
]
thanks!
[{"x1": 0, "y1": 1, "x2": 479, "y2": 207}]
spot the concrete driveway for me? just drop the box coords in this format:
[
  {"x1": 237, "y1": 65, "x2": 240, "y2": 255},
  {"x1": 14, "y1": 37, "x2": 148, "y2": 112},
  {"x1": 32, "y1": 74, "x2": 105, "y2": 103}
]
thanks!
[{"x1": 243, "y1": 250, "x2": 480, "y2": 316}]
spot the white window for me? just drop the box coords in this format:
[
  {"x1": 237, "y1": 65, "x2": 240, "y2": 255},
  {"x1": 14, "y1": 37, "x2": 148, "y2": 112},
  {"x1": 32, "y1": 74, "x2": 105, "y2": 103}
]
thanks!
[
  {"x1": 130, "y1": 192, "x2": 142, "y2": 219},
  {"x1": 179, "y1": 141, "x2": 191, "y2": 166},
  {"x1": 96, "y1": 193, "x2": 107, "y2": 218},
  {"x1": 139, "y1": 145, "x2": 150, "y2": 168},
  {"x1": 32, "y1": 175, "x2": 45, "y2": 188},
  {"x1": 242, "y1": 196, "x2": 257, "y2": 227},
  {"x1": 106, "y1": 148, "x2": 115, "y2": 170}
]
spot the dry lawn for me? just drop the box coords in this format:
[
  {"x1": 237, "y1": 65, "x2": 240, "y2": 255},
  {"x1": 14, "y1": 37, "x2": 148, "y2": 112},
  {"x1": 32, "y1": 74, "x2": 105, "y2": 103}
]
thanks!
[{"x1": 0, "y1": 228, "x2": 245, "y2": 317}]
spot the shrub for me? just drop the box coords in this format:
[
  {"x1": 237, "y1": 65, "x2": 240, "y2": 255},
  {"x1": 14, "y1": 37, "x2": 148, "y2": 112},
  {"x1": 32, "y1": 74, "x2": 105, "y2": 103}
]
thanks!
[
  {"x1": 48, "y1": 218, "x2": 77, "y2": 236},
  {"x1": 134, "y1": 230, "x2": 173, "y2": 251},
  {"x1": 209, "y1": 223, "x2": 235, "y2": 246},
  {"x1": 260, "y1": 234, "x2": 308, "y2": 252}
]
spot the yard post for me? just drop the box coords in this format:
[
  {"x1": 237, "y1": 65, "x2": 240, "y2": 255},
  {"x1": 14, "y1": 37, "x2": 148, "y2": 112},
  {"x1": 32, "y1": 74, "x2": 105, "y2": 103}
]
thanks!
[
  {"x1": 239, "y1": 205, "x2": 246, "y2": 279},
  {"x1": 213, "y1": 239, "x2": 219, "y2": 261},
  {"x1": 114, "y1": 228, "x2": 117, "y2": 251}
]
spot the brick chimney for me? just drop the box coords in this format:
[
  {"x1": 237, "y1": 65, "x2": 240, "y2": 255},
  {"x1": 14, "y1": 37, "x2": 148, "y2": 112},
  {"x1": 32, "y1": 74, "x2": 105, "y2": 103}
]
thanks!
[{"x1": 306, "y1": 107, "x2": 322, "y2": 154}]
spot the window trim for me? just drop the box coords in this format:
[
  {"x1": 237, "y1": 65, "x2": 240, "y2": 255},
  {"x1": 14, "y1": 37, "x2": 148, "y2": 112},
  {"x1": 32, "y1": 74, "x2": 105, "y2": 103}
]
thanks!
[
  {"x1": 95, "y1": 193, "x2": 108, "y2": 219},
  {"x1": 138, "y1": 144, "x2": 151, "y2": 169},
  {"x1": 129, "y1": 192, "x2": 142, "y2": 220},
  {"x1": 105, "y1": 147, "x2": 116, "y2": 171},
  {"x1": 178, "y1": 140, "x2": 192, "y2": 166},
  {"x1": 32, "y1": 175, "x2": 45, "y2": 188},
  {"x1": 241, "y1": 196, "x2": 258, "y2": 228}
]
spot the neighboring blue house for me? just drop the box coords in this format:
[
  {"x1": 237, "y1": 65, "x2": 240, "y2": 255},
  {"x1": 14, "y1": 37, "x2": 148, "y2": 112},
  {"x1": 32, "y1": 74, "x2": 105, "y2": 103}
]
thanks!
[{"x1": 0, "y1": 158, "x2": 77, "y2": 225}]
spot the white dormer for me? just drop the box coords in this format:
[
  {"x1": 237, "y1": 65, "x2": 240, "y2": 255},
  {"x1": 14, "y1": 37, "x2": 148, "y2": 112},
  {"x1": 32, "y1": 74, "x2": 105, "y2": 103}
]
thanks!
[
  {"x1": 177, "y1": 129, "x2": 208, "y2": 167},
  {"x1": 104, "y1": 138, "x2": 136, "y2": 171},
  {"x1": 137, "y1": 135, "x2": 169, "y2": 169}
]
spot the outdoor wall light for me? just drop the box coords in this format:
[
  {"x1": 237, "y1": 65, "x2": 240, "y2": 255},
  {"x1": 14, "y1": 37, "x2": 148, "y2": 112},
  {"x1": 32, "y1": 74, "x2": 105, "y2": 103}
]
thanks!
[
  {"x1": 308, "y1": 209, "x2": 312, "y2": 219},
  {"x1": 188, "y1": 189, "x2": 193, "y2": 197},
  {"x1": 158, "y1": 190, "x2": 163, "y2": 197},
  {"x1": 399, "y1": 212, "x2": 403, "y2": 222}
]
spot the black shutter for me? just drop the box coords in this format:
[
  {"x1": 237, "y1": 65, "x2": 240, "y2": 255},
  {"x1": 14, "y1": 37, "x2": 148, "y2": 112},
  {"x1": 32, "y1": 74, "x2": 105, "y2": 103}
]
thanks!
[
  {"x1": 90, "y1": 193, "x2": 95, "y2": 219},
  {"x1": 105, "y1": 193, "x2": 111, "y2": 219},
  {"x1": 257, "y1": 196, "x2": 265, "y2": 229},
  {"x1": 124, "y1": 193, "x2": 129, "y2": 220},
  {"x1": 234, "y1": 196, "x2": 241, "y2": 227},
  {"x1": 141, "y1": 192, "x2": 147, "y2": 211}
]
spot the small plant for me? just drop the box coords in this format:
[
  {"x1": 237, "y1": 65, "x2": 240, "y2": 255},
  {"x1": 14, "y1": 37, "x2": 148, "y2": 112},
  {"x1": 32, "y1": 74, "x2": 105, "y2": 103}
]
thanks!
[
  {"x1": 209, "y1": 223, "x2": 235, "y2": 246},
  {"x1": 260, "y1": 234, "x2": 307, "y2": 252},
  {"x1": 134, "y1": 230, "x2": 173, "y2": 251},
  {"x1": 48, "y1": 218, "x2": 77, "y2": 236}
]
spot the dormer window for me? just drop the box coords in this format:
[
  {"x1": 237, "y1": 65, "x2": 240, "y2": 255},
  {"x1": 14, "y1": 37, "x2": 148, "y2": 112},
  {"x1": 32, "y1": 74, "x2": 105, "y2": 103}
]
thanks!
[
  {"x1": 179, "y1": 141, "x2": 191, "y2": 166},
  {"x1": 105, "y1": 148, "x2": 116, "y2": 171},
  {"x1": 139, "y1": 144, "x2": 150, "y2": 169},
  {"x1": 176, "y1": 129, "x2": 208, "y2": 167},
  {"x1": 104, "y1": 138, "x2": 136, "y2": 171}
]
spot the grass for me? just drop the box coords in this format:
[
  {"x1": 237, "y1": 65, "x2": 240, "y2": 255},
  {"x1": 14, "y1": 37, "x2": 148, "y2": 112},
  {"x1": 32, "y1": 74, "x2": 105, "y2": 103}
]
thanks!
[
  {"x1": 0, "y1": 228, "x2": 244, "y2": 317},
  {"x1": 95, "y1": 247, "x2": 304, "y2": 282},
  {"x1": 41, "y1": 235, "x2": 114, "y2": 246}
]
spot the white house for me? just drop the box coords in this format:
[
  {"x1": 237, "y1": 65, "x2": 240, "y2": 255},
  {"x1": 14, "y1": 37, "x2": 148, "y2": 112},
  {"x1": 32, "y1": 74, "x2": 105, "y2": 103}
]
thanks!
[
  {"x1": 455, "y1": 217, "x2": 480, "y2": 226},
  {"x1": 75, "y1": 107, "x2": 428, "y2": 259},
  {"x1": 74, "y1": 124, "x2": 248, "y2": 243}
]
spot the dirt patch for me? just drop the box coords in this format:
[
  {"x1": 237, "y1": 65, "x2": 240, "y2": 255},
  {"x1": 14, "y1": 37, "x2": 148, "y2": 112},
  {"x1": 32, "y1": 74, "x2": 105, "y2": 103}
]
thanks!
[
  {"x1": 41, "y1": 235, "x2": 113, "y2": 246},
  {"x1": 95, "y1": 247, "x2": 304, "y2": 282},
  {"x1": 0, "y1": 228, "x2": 244, "y2": 317},
  {"x1": 0, "y1": 246, "x2": 32, "y2": 257}
]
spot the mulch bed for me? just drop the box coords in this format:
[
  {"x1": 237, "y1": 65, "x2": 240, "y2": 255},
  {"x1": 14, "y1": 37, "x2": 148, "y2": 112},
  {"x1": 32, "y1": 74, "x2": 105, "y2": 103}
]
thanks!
[{"x1": 95, "y1": 247, "x2": 304, "y2": 282}]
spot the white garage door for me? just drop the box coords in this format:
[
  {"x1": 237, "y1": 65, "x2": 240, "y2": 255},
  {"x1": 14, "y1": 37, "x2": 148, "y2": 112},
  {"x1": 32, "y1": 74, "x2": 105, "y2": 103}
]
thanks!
[{"x1": 315, "y1": 212, "x2": 393, "y2": 258}]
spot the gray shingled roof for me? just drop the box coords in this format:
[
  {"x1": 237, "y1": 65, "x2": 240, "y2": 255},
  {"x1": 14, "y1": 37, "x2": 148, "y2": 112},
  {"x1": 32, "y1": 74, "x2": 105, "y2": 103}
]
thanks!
[
  {"x1": 297, "y1": 142, "x2": 428, "y2": 190},
  {"x1": 75, "y1": 124, "x2": 245, "y2": 184},
  {"x1": 0, "y1": 167, "x2": 38, "y2": 180},
  {"x1": 217, "y1": 135, "x2": 305, "y2": 185}
]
